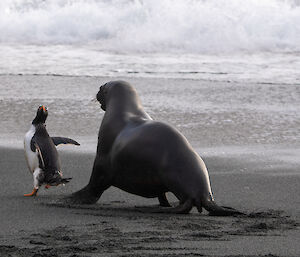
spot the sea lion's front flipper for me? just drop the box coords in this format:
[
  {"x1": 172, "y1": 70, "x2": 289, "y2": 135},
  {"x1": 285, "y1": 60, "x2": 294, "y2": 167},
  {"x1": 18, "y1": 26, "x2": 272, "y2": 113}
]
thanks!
[{"x1": 51, "y1": 137, "x2": 80, "y2": 146}]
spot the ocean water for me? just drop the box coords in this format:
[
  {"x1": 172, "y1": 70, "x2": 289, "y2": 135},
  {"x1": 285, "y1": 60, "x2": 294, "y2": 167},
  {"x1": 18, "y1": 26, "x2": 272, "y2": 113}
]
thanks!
[
  {"x1": 0, "y1": 0, "x2": 300, "y2": 84},
  {"x1": 0, "y1": 0, "x2": 299, "y2": 174}
]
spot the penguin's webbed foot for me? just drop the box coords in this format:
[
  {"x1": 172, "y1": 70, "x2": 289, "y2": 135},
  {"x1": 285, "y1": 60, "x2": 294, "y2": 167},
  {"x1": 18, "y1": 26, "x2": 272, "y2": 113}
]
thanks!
[{"x1": 24, "y1": 188, "x2": 38, "y2": 197}]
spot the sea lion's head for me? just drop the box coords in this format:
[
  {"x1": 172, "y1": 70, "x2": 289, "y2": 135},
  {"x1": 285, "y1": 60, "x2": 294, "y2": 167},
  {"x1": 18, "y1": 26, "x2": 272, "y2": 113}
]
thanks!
[{"x1": 97, "y1": 81, "x2": 137, "y2": 111}]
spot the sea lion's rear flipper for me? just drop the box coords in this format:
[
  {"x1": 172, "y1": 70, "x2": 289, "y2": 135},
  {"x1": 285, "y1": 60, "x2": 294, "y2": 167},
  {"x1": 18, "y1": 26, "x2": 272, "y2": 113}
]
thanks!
[
  {"x1": 52, "y1": 137, "x2": 80, "y2": 146},
  {"x1": 136, "y1": 198, "x2": 193, "y2": 214},
  {"x1": 203, "y1": 200, "x2": 245, "y2": 216}
]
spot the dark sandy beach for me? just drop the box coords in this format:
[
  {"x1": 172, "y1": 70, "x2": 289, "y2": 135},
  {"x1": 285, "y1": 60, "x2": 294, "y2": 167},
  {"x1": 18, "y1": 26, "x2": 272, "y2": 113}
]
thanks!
[
  {"x1": 0, "y1": 75, "x2": 299, "y2": 256},
  {"x1": 0, "y1": 146, "x2": 299, "y2": 257}
]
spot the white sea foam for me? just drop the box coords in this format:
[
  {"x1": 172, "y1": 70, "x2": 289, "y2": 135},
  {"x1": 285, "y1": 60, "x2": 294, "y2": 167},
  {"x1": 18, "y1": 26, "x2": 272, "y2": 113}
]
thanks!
[{"x1": 1, "y1": 0, "x2": 300, "y2": 54}]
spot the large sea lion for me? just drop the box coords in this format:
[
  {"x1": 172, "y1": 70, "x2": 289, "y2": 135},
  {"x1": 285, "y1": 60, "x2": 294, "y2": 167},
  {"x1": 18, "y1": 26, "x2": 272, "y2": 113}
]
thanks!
[{"x1": 68, "y1": 81, "x2": 242, "y2": 215}]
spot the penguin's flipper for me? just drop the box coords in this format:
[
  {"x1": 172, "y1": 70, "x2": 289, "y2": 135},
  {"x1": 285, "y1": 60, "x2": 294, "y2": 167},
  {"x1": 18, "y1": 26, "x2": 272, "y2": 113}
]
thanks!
[
  {"x1": 30, "y1": 138, "x2": 36, "y2": 152},
  {"x1": 34, "y1": 143, "x2": 45, "y2": 169},
  {"x1": 51, "y1": 137, "x2": 80, "y2": 146},
  {"x1": 24, "y1": 188, "x2": 38, "y2": 197}
]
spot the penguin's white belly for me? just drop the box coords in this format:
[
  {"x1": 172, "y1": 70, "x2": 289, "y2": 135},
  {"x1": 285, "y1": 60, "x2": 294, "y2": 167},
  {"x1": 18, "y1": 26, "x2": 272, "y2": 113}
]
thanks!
[{"x1": 24, "y1": 126, "x2": 39, "y2": 173}]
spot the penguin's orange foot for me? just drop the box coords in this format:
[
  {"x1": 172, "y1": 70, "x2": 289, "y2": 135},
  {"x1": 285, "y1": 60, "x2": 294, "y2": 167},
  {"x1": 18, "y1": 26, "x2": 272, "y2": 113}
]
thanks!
[
  {"x1": 45, "y1": 185, "x2": 51, "y2": 189},
  {"x1": 24, "y1": 188, "x2": 38, "y2": 197}
]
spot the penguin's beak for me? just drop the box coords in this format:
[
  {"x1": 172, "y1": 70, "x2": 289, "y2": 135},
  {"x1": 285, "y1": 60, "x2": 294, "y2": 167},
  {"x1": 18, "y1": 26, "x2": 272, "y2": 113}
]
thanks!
[{"x1": 42, "y1": 106, "x2": 46, "y2": 112}]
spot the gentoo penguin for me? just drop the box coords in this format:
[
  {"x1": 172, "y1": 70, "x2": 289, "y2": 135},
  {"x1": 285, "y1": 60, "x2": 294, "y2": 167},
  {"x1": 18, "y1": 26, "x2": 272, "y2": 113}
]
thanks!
[{"x1": 24, "y1": 105, "x2": 80, "y2": 197}]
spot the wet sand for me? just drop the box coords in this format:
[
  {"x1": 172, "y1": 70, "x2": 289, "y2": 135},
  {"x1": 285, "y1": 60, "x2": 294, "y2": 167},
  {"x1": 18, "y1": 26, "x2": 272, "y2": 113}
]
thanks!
[{"x1": 0, "y1": 147, "x2": 299, "y2": 257}]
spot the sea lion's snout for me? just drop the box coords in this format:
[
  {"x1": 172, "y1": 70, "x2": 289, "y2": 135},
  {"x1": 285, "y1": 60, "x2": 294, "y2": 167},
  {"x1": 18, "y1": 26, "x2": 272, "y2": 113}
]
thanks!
[
  {"x1": 96, "y1": 87, "x2": 102, "y2": 102},
  {"x1": 97, "y1": 85, "x2": 107, "y2": 111}
]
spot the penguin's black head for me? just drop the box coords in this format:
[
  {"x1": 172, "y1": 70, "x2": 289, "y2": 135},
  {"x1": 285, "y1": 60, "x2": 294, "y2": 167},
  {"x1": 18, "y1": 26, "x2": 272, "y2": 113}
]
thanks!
[{"x1": 32, "y1": 105, "x2": 48, "y2": 125}]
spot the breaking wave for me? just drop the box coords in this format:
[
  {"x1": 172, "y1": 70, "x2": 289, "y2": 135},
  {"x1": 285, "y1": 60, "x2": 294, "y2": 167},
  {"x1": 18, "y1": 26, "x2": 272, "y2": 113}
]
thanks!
[{"x1": 0, "y1": 0, "x2": 300, "y2": 54}]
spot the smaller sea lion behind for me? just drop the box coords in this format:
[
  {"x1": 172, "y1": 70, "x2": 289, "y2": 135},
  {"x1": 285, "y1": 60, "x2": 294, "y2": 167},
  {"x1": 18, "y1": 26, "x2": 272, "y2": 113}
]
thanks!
[{"x1": 68, "y1": 81, "x2": 243, "y2": 216}]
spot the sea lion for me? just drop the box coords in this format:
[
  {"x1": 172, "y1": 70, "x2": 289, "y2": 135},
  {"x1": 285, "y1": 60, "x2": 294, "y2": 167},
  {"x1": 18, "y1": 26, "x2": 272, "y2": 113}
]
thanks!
[{"x1": 68, "y1": 81, "x2": 242, "y2": 215}]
